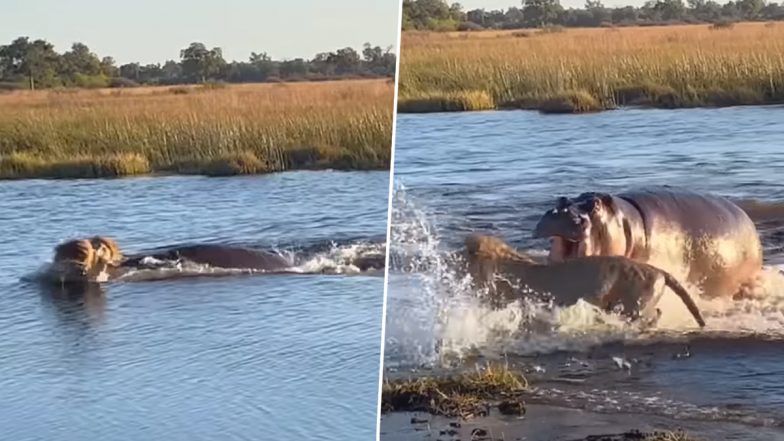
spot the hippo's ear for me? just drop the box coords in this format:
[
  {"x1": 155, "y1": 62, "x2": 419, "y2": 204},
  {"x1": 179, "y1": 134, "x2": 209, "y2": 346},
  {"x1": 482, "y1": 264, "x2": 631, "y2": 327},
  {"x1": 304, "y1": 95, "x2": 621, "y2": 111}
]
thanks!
[{"x1": 556, "y1": 196, "x2": 571, "y2": 210}]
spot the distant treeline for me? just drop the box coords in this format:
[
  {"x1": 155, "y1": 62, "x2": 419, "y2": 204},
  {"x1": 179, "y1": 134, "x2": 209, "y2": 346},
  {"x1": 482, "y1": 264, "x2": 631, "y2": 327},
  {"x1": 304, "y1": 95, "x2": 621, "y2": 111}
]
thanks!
[
  {"x1": 0, "y1": 38, "x2": 396, "y2": 90},
  {"x1": 403, "y1": 0, "x2": 784, "y2": 31}
]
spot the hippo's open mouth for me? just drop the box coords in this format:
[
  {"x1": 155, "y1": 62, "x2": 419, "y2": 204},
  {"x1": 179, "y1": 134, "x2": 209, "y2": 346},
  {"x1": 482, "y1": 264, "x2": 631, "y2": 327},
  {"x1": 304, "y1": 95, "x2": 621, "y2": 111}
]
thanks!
[
  {"x1": 534, "y1": 197, "x2": 591, "y2": 261},
  {"x1": 549, "y1": 236, "x2": 585, "y2": 262}
]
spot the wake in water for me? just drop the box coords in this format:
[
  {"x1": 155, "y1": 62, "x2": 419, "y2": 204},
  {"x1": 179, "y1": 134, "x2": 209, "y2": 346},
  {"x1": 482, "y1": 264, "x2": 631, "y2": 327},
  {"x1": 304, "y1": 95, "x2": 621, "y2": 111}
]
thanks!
[{"x1": 386, "y1": 185, "x2": 784, "y2": 369}]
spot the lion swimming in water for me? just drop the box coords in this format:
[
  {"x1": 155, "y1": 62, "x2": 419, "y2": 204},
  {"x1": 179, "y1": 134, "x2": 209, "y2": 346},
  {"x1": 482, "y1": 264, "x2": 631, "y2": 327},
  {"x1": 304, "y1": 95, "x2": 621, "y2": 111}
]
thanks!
[
  {"x1": 51, "y1": 237, "x2": 121, "y2": 284},
  {"x1": 463, "y1": 234, "x2": 706, "y2": 328}
]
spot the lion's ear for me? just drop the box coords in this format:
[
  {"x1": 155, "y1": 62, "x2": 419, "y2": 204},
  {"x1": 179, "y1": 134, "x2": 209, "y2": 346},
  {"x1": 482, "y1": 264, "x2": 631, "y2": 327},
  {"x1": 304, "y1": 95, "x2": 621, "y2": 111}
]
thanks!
[{"x1": 584, "y1": 196, "x2": 600, "y2": 214}]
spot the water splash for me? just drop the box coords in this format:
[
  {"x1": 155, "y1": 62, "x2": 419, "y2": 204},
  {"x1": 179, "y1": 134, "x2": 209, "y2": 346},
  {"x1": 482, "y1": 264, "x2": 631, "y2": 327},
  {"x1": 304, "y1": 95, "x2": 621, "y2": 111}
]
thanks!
[
  {"x1": 291, "y1": 240, "x2": 386, "y2": 275},
  {"x1": 386, "y1": 185, "x2": 784, "y2": 369}
]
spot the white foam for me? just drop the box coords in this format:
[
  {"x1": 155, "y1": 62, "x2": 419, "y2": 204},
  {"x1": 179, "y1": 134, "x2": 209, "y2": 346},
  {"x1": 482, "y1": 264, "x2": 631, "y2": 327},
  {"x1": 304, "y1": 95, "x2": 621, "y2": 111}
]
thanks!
[{"x1": 291, "y1": 241, "x2": 385, "y2": 275}]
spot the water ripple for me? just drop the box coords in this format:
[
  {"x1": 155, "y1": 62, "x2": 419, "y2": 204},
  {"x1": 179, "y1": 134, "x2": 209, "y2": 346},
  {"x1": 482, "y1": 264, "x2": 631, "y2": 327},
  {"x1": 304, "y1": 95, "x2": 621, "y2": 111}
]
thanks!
[{"x1": 0, "y1": 171, "x2": 387, "y2": 441}]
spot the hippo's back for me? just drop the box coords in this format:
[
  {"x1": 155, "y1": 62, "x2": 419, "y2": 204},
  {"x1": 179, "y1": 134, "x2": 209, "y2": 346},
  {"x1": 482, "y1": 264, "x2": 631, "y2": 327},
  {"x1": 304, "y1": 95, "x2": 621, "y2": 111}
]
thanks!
[
  {"x1": 618, "y1": 187, "x2": 754, "y2": 238},
  {"x1": 174, "y1": 244, "x2": 290, "y2": 271}
]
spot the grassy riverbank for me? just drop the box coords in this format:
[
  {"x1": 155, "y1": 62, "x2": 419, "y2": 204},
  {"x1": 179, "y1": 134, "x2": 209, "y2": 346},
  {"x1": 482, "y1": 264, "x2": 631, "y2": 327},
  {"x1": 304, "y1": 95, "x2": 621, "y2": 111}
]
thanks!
[
  {"x1": 381, "y1": 365, "x2": 706, "y2": 441},
  {"x1": 0, "y1": 79, "x2": 393, "y2": 179},
  {"x1": 398, "y1": 22, "x2": 784, "y2": 114}
]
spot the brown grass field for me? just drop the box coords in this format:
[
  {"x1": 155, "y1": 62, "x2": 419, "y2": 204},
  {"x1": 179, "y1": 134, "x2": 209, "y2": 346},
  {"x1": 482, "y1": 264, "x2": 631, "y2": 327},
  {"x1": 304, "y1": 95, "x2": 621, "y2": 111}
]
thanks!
[
  {"x1": 0, "y1": 79, "x2": 394, "y2": 179},
  {"x1": 397, "y1": 22, "x2": 784, "y2": 113}
]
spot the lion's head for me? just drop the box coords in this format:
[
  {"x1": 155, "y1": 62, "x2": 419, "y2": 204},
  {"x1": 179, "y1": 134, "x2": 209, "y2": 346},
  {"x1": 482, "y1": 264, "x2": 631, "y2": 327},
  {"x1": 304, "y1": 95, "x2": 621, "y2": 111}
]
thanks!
[
  {"x1": 90, "y1": 236, "x2": 124, "y2": 267},
  {"x1": 52, "y1": 237, "x2": 120, "y2": 283},
  {"x1": 52, "y1": 239, "x2": 97, "y2": 279}
]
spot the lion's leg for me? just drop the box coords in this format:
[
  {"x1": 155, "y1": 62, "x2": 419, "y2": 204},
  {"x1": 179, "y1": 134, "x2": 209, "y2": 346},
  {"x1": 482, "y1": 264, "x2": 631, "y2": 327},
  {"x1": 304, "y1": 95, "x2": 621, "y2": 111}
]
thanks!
[{"x1": 638, "y1": 276, "x2": 666, "y2": 328}]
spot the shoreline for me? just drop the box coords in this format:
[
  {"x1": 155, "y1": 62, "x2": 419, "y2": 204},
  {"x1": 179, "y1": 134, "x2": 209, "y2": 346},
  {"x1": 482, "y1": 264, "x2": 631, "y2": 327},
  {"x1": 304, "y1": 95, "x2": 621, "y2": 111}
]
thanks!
[
  {"x1": 0, "y1": 158, "x2": 391, "y2": 181},
  {"x1": 397, "y1": 97, "x2": 784, "y2": 115},
  {"x1": 380, "y1": 404, "x2": 784, "y2": 441},
  {"x1": 380, "y1": 349, "x2": 784, "y2": 439}
]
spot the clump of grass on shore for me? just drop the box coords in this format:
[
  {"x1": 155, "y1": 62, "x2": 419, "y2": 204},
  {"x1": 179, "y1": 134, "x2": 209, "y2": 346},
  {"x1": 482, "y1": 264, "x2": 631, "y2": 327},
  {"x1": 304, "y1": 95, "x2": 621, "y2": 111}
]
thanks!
[
  {"x1": 398, "y1": 22, "x2": 784, "y2": 114},
  {"x1": 397, "y1": 90, "x2": 495, "y2": 113},
  {"x1": 0, "y1": 152, "x2": 150, "y2": 179},
  {"x1": 571, "y1": 430, "x2": 703, "y2": 441},
  {"x1": 647, "y1": 431, "x2": 704, "y2": 441},
  {"x1": 381, "y1": 364, "x2": 527, "y2": 419},
  {"x1": 0, "y1": 79, "x2": 393, "y2": 179}
]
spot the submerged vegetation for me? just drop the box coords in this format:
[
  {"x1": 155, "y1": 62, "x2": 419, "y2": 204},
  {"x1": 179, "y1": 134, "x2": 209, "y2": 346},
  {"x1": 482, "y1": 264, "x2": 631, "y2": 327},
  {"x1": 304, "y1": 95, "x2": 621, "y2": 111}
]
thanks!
[
  {"x1": 0, "y1": 80, "x2": 393, "y2": 179},
  {"x1": 381, "y1": 364, "x2": 528, "y2": 418},
  {"x1": 398, "y1": 22, "x2": 784, "y2": 113}
]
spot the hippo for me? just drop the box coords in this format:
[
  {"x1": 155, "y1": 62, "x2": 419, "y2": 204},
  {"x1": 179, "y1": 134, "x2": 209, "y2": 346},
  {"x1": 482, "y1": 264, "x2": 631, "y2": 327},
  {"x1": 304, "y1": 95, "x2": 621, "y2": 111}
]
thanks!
[
  {"x1": 120, "y1": 244, "x2": 292, "y2": 272},
  {"x1": 121, "y1": 244, "x2": 386, "y2": 273},
  {"x1": 533, "y1": 187, "x2": 762, "y2": 299}
]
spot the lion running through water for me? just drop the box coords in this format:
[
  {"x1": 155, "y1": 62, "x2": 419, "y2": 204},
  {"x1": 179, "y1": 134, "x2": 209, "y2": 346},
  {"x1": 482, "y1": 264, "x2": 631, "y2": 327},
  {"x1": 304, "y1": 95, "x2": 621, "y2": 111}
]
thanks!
[{"x1": 463, "y1": 234, "x2": 706, "y2": 328}]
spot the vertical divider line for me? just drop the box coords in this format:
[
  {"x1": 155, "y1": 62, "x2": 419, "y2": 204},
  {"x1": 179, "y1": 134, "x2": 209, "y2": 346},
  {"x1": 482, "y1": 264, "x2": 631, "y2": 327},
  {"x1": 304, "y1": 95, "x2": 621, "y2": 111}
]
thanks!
[{"x1": 376, "y1": 2, "x2": 405, "y2": 439}]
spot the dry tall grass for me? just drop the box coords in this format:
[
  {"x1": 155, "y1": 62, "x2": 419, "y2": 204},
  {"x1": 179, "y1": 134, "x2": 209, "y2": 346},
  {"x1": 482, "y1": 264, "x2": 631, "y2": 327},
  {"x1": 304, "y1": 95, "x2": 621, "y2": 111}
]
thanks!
[
  {"x1": 0, "y1": 79, "x2": 393, "y2": 179},
  {"x1": 398, "y1": 22, "x2": 784, "y2": 113}
]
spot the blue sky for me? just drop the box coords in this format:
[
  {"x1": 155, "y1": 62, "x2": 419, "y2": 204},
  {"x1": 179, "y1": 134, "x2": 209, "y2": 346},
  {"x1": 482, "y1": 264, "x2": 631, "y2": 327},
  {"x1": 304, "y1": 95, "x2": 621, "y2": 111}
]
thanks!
[{"x1": 1, "y1": 0, "x2": 401, "y2": 64}]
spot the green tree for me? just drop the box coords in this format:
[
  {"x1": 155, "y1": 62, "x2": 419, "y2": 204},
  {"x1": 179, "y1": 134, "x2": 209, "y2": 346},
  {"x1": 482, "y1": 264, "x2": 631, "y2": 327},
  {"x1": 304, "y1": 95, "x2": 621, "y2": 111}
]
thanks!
[
  {"x1": 612, "y1": 5, "x2": 640, "y2": 22},
  {"x1": 119, "y1": 62, "x2": 140, "y2": 81},
  {"x1": 100, "y1": 56, "x2": 118, "y2": 77},
  {"x1": 362, "y1": 43, "x2": 396, "y2": 75},
  {"x1": 62, "y1": 42, "x2": 103, "y2": 86},
  {"x1": 737, "y1": 0, "x2": 765, "y2": 18},
  {"x1": 0, "y1": 37, "x2": 61, "y2": 89},
  {"x1": 279, "y1": 58, "x2": 308, "y2": 78},
  {"x1": 180, "y1": 42, "x2": 226, "y2": 83},
  {"x1": 585, "y1": 0, "x2": 612, "y2": 23},
  {"x1": 160, "y1": 60, "x2": 182, "y2": 84},
  {"x1": 62, "y1": 43, "x2": 101, "y2": 75},
  {"x1": 403, "y1": 0, "x2": 457, "y2": 29},
  {"x1": 523, "y1": 0, "x2": 564, "y2": 26},
  {"x1": 249, "y1": 51, "x2": 277, "y2": 80},
  {"x1": 656, "y1": 0, "x2": 686, "y2": 19}
]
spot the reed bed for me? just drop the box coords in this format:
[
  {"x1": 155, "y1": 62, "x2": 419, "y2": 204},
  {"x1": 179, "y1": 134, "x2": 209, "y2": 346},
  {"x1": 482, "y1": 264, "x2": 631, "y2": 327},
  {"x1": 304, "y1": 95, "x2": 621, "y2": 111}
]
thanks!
[
  {"x1": 0, "y1": 79, "x2": 393, "y2": 179},
  {"x1": 398, "y1": 22, "x2": 784, "y2": 113}
]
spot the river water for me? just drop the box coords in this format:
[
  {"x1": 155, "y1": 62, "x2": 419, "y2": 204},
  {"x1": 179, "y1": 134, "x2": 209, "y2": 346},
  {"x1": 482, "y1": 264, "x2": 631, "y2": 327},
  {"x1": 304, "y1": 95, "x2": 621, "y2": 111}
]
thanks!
[
  {"x1": 383, "y1": 106, "x2": 784, "y2": 438},
  {"x1": 0, "y1": 171, "x2": 388, "y2": 441}
]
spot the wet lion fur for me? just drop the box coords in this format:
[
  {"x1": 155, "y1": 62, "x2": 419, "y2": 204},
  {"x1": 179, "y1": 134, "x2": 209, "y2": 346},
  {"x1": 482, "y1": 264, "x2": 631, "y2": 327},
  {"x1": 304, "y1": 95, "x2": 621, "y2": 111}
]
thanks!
[
  {"x1": 52, "y1": 237, "x2": 120, "y2": 283},
  {"x1": 90, "y1": 236, "x2": 124, "y2": 267},
  {"x1": 463, "y1": 234, "x2": 706, "y2": 327}
]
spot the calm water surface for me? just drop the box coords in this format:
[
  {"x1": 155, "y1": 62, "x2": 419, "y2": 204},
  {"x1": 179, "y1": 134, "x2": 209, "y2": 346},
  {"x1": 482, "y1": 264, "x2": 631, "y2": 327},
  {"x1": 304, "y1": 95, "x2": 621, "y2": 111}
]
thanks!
[
  {"x1": 385, "y1": 106, "x2": 784, "y2": 436},
  {"x1": 0, "y1": 171, "x2": 388, "y2": 441}
]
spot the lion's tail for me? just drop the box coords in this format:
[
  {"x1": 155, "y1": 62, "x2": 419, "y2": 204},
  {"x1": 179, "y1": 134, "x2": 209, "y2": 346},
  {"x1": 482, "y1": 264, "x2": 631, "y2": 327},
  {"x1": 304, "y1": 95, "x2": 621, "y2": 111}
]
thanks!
[{"x1": 661, "y1": 270, "x2": 706, "y2": 328}]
